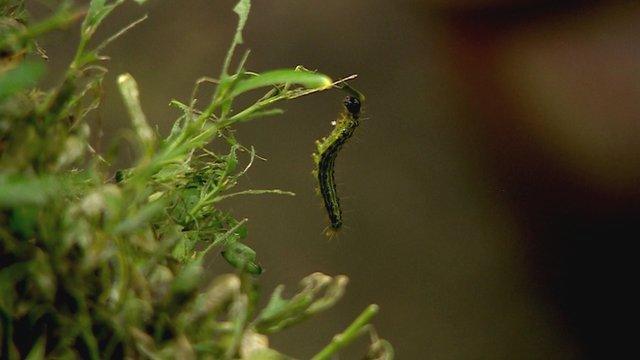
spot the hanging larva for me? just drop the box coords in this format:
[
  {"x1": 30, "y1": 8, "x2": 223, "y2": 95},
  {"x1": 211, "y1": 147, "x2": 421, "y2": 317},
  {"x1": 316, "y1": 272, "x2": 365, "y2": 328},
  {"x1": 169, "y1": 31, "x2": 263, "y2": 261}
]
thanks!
[{"x1": 312, "y1": 94, "x2": 363, "y2": 234}]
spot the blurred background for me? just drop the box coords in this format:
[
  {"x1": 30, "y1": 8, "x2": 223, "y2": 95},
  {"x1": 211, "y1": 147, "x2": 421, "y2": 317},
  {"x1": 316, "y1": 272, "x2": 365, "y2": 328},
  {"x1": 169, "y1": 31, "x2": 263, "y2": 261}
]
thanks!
[{"x1": 37, "y1": 0, "x2": 639, "y2": 358}]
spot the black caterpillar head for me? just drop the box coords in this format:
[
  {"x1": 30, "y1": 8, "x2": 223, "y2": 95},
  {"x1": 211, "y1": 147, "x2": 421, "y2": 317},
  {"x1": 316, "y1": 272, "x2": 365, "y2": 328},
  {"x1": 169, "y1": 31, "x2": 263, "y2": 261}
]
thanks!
[{"x1": 343, "y1": 96, "x2": 361, "y2": 116}]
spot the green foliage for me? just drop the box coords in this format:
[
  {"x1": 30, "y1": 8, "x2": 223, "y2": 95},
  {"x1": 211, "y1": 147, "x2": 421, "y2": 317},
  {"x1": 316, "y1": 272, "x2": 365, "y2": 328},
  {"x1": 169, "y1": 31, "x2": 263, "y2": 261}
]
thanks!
[
  {"x1": 0, "y1": 0, "x2": 391, "y2": 358},
  {"x1": 0, "y1": 61, "x2": 43, "y2": 99}
]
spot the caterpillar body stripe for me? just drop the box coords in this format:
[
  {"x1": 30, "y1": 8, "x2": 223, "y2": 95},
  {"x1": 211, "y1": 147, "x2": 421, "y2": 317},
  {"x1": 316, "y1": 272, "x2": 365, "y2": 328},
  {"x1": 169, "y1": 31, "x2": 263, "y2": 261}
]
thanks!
[{"x1": 313, "y1": 95, "x2": 363, "y2": 231}]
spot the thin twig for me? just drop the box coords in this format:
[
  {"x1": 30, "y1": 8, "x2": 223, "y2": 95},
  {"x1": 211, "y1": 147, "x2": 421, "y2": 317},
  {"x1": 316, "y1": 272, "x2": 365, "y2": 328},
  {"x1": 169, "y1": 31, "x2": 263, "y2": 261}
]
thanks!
[{"x1": 310, "y1": 304, "x2": 379, "y2": 360}]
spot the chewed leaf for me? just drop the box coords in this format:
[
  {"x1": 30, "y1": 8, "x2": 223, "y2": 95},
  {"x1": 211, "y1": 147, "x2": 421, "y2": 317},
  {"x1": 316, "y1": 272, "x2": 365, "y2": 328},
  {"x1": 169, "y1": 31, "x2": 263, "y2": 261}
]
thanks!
[
  {"x1": 253, "y1": 273, "x2": 349, "y2": 334},
  {"x1": 259, "y1": 286, "x2": 290, "y2": 320},
  {"x1": 233, "y1": 0, "x2": 251, "y2": 45},
  {"x1": 230, "y1": 69, "x2": 332, "y2": 98},
  {"x1": 220, "y1": 0, "x2": 251, "y2": 76}
]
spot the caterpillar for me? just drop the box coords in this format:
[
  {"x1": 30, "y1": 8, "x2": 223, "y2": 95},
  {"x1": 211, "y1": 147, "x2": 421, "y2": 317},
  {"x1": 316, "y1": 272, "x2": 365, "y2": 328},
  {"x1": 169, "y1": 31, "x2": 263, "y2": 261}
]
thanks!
[{"x1": 312, "y1": 93, "x2": 363, "y2": 234}]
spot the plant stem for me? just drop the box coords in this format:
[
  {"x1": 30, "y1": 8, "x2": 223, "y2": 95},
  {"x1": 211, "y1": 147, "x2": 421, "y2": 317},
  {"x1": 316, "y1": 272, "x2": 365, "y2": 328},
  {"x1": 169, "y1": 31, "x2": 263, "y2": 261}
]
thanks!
[
  {"x1": 198, "y1": 218, "x2": 248, "y2": 260},
  {"x1": 310, "y1": 304, "x2": 379, "y2": 360}
]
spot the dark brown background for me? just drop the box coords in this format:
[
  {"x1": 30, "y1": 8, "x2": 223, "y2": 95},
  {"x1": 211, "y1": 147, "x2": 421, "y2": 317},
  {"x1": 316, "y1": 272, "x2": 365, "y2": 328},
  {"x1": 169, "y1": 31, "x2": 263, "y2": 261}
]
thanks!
[{"x1": 37, "y1": 0, "x2": 640, "y2": 358}]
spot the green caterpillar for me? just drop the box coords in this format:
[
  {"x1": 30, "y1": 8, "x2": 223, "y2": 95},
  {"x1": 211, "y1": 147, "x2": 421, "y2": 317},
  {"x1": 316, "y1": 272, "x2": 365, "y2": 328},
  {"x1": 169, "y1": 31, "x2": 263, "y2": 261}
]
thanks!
[{"x1": 313, "y1": 93, "x2": 363, "y2": 234}]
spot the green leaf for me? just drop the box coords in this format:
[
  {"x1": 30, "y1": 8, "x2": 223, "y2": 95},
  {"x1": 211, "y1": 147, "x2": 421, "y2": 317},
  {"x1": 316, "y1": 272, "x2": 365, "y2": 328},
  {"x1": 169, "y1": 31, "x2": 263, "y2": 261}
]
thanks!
[
  {"x1": 236, "y1": 108, "x2": 284, "y2": 123},
  {"x1": 221, "y1": 242, "x2": 262, "y2": 275},
  {"x1": 237, "y1": 222, "x2": 249, "y2": 239},
  {"x1": 8, "y1": 205, "x2": 39, "y2": 238},
  {"x1": 25, "y1": 336, "x2": 46, "y2": 360},
  {"x1": 0, "y1": 262, "x2": 30, "y2": 310},
  {"x1": 253, "y1": 274, "x2": 348, "y2": 334},
  {"x1": 246, "y1": 348, "x2": 291, "y2": 360},
  {"x1": 0, "y1": 174, "x2": 59, "y2": 207},
  {"x1": 117, "y1": 73, "x2": 155, "y2": 152},
  {"x1": 112, "y1": 200, "x2": 164, "y2": 235},
  {"x1": 230, "y1": 69, "x2": 332, "y2": 98},
  {"x1": 258, "y1": 286, "x2": 289, "y2": 321},
  {"x1": 0, "y1": 61, "x2": 44, "y2": 99},
  {"x1": 171, "y1": 236, "x2": 198, "y2": 262},
  {"x1": 225, "y1": 145, "x2": 239, "y2": 174},
  {"x1": 82, "y1": 0, "x2": 122, "y2": 38},
  {"x1": 171, "y1": 261, "x2": 203, "y2": 296}
]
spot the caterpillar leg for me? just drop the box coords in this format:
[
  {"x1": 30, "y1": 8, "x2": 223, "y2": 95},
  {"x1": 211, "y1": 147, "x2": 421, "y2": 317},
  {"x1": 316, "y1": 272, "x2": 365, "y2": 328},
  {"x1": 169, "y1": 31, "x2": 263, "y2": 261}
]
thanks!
[{"x1": 323, "y1": 225, "x2": 341, "y2": 240}]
